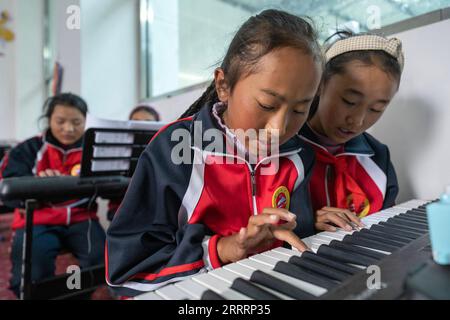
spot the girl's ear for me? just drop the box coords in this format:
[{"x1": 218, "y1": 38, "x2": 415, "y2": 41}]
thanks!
[{"x1": 214, "y1": 68, "x2": 230, "y2": 103}]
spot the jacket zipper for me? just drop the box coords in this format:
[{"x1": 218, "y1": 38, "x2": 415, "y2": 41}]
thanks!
[
  {"x1": 193, "y1": 147, "x2": 302, "y2": 217},
  {"x1": 325, "y1": 165, "x2": 331, "y2": 207},
  {"x1": 250, "y1": 169, "x2": 258, "y2": 215}
]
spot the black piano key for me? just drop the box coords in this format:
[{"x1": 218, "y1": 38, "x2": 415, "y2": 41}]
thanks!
[
  {"x1": 405, "y1": 209, "x2": 427, "y2": 217},
  {"x1": 201, "y1": 290, "x2": 227, "y2": 300},
  {"x1": 250, "y1": 270, "x2": 316, "y2": 300},
  {"x1": 379, "y1": 221, "x2": 426, "y2": 235},
  {"x1": 353, "y1": 232, "x2": 405, "y2": 248},
  {"x1": 359, "y1": 228, "x2": 411, "y2": 245},
  {"x1": 273, "y1": 261, "x2": 337, "y2": 290},
  {"x1": 350, "y1": 231, "x2": 405, "y2": 248},
  {"x1": 300, "y1": 251, "x2": 361, "y2": 275},
  {"x1": 371, "y1": 224, "x2": 419, "y2": 240},
  {"x1": 285, "y1": 254, "x2": 349, "y2": 281},
  {"x1": 396, "y1": 213, "x2": 429, "y2": 224},
  {"x1": 386, "y1": 216, "x2": 429, "y2": 228},
  {"x1": 328, "y1": 239, "x2": 388, "y2": 260},
  {"x1": 342, "y1": 235, "x2": 398, "y2": 253},
  {"x1": 316, "y1": 245, "x2": 378, "y2": 267},
  {"x1": 230, "y1": 278, "x2": 281, "y2": 300},
  {"x1": 387, "y1": 217, "x2": 429, "y2": 230}
]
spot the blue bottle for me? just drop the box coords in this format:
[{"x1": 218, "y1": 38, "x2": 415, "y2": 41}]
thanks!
[{"x1": 426, "y1": 186, "x2": 450, "y2": 265}]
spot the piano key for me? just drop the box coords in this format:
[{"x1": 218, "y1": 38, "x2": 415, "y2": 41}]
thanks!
[
  {"x1": 260, "y1": 251, "x2": 293, "y2": 262},
  {"x1": 230, "y1": 278, "x2": 281, "y2": 300},
  {"x1": 155, "y1": 284, "x2": 195, "y2": 300},
  {"x1": 250, "y1": 270, "x2": 317, "y2": 300},
  {"x1": 316, "y1": 245, "x2": 378, "y2": 267},
  {"x1": 349, "y1": 231, "x2": 405, "y2": 248},
  {"x1": 300, "y1": 251, "x2": 361, "y2": 275},
  {"x1": 405, "y1": 209, "x2": 427, "y2": 217},
  {"x1": 342, "y1": 234, "x2": 398, "y2": 253},
  {"x1": 272, "y1": 247, "x2": 303, "y2": 257},
  {"x1": 238, "y1": 258, "x2": 328, "y2": 296},
  {"x1": 191, "y1": 273, "x2": 251, "y2": 300},
  {"x1": 284, "y1": 255, "x2": 350, "y2": 281},
  {"x1": 400, "y1": 213, "x2": 429, "y2": 222},
  {"x1": 311, "y1": 232, "x2": 394, "y2": 255},
  {"x1": 378, "y1": 221, "x2": 425, "y2": 235},
  {"x1": 370, "y1": 224, "x2": 420, "y2": 240},
  {"x1": 328, "y1": 240, "x2": 388, "y2": 259},
  {"x1": 272, "y1": 247, "x2": 360, "y2": 275},
  {"x1": 134, "y1": 291, "x2": 164, "y2": 300},
  {"x1": 201, "y1": 290, "x2": 226, "y2": 300},
  {"x1": 386, "y1": 217, "x2": 429, "y2": 230},
  {"x1": 359, "y1": 228, "x2": 411, "y2": 244},
  {"x1": 251, "y1": 253, "x2": 287, "y2": 265},
  {"x1": 175, "y1": 279, "x2": 213, "y2": 300},
  {"x1": 211, "y1": 266, "x2": 292, "y2": 300},
  {"x1": 395, "y1": 214, "x2": 429, "y2": 224},
  {"x1": 273, "y1": 260, "x2": 337, "y2": 290}
]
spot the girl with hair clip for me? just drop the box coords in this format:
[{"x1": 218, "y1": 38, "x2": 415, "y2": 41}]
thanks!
[
  {"x1": 106, "y1": 9, "x2": 323, "y2": 297},
  {"x1": 299, "y1": 31, "x2": 404, "y2": 232},
  {"x1": 1, "y1": 93, "x2": 106, "y2": 298}
]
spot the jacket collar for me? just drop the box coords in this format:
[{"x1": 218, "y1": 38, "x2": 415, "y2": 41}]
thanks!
[
  {"x1": 299, "y1": 124, "x2": 374, "y2": 157},
  {"x1": 43, "y1": 130, "x2": 83, "y2": 153}
]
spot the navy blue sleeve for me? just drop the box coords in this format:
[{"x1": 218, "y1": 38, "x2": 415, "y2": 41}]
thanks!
[
  {"x1": 290, "y1": 144, "x2": 316, "y2": 238},
  {"x1": 1, "y1": 137, "x2": 41, "y2": 178},
  {"x1": 105, "y1": 126, "x2": 210, "y2": 297}
]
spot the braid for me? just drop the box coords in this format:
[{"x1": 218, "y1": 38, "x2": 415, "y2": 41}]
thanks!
[{"x1": 179, "y1": 81, "x2": 218, "y2": 119}]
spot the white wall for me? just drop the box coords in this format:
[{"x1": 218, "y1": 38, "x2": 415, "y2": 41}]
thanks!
[
  {"x1": 0, "y1": 0, "x2": 16, "y2": 141},
  {"x1": 81, "y1": 0, "x2": 139, "y2": 121},
  {"x1": 0, "y1": 0, "x2": 45, "y2": 141},
  {"x1": 370, "y1": 19, "x2": 450, "y2": 202}
]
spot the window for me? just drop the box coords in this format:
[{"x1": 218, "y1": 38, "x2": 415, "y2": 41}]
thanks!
[{"x1": 140, "y1": 0, "x2": 450, "y2": 100}]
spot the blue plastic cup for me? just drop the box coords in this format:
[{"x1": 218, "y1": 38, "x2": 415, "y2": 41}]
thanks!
[{"x1": 426, "y1": 190, "x2": 450, "y2": 265}]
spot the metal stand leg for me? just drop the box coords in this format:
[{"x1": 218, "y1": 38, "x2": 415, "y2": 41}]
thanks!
[{"x1": 20, "y1": 199, "x2": 38, "y2": 300}]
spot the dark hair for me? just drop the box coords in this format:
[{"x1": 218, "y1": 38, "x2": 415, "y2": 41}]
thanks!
[
  {"x1": 42, "y1": 93, "x2": 88, "y2": 119},
  {"x1": 309, "y1": 30, "x2": 403, "y2": 118},
  {"x1": 180, "y1": 9, "x2": 323, "y2": 119},
  {"x1": 40, "y1": 93, "x2": 88, "y2": 128},
  {"x1": 129, "y1": 104, "x2": 160, "y2": 121}
]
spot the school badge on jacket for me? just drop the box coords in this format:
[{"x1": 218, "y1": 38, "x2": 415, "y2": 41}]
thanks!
[{"x1": 272, "y1": 186, "x2": 290, "y2": 210}]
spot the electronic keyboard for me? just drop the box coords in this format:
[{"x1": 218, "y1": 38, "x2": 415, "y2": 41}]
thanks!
[
  {"x1": 0, "y1": 175, "x2": 130, "y2": 203},
  {"x1": 135, "y1": 199, "x2": 437, "y2": 300}
]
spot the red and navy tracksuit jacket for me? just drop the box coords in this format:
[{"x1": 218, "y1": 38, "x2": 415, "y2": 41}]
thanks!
[
  {"x1": 299, "y1": 125, "x2": 399, "y2": 218},
  {"x1": 0, "y1": 131, "x2": 98, "y2": 229},
  {"x1": 106, "y1": 104, "x2": 316, "y2": 296}
]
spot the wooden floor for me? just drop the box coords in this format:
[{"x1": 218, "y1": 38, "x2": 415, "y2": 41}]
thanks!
[{"x1": 0, "y1": 213, "x2": 114, "y2": 300}]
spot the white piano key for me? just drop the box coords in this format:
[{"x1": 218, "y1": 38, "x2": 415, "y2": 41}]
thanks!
[
  {"x1": 272, "y1": 247, "x2": 303, "y2": 257},
  {"x1": 261, "y1": 250, "x2": 292, "y2": 262},
  {"x1": 134, "y1": 291, "x2": 165, "y2": 300},
  {"x1": 224, "y1": 263, "x2": 255, "y2": 279},
  {"x1": 155, "y1": 284, "x2": 195, "y2": 300},
  {"x1": 314, "y1": 233, "x2": 345, "y2": 242},
  {"x1": 250, "y1": 254, "x2": 279, "y2": 266},
  {"x1": 238, "y1": 258, "x2": 327, "y2": 297},
  {"x1": 192, "y1": 273, "x2": 231, "y2": 293},
  {"x1": 191, "y1": 273, "x2": 249, "y2": 300},
  {"x1": 211, "y1": 266, "x2": 292, "y2": 300},
  {"x1": 210, "y1": 268, "x2": 245, "y2": 284},
  {"x1": 175, "y1": 279, "x2": 210, "y2": 299}
]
